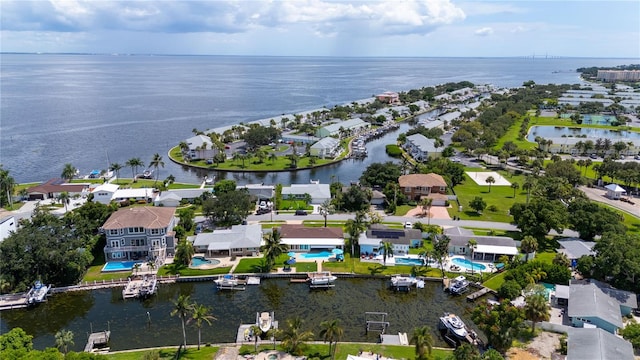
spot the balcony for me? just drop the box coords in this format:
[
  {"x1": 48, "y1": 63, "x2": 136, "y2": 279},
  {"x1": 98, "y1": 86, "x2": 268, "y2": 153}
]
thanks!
[{"x1": 104, "y1": 245, "x2": 164, "y2": 253}]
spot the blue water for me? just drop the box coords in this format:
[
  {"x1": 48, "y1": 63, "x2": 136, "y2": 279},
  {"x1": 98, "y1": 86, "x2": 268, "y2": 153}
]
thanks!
[
  {"x1": 451, "y1": 257, "x2": 487, "y2": 271},
  {"x1": 527, "y1": 126, "x2": 640, "y2": 142},
  {"x1": 102, "y1": 261, "x2": 138, "y2": 272},
  {"x1": 560, "y1": 113, "x2": 616, "y2": 125},
  {"x1": 541, "y1": 282, "x2": 555, "y2": 299},
  {"x1": 190, "y1": 257, "x2": 220, "y2": 267},
  {"x1": 1, "y1": 54, "x2": 636, "y2": 184},
  {"x1": 395, "y1": 257, "x2": 424, "y2": 266},
  {"x1": 300, "y1": 251, "x2": 333, "y2": 259}
]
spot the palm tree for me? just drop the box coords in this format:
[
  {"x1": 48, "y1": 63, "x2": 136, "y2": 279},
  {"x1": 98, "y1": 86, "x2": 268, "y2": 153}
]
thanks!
[
  {"x1": 57, "y1": 191, "x2": 70, "y2": 212},
  {"x1": 110, "y1": 162, "x2": 123, "y2": 184},
  {"x1": 147, "y1": 260, "x2": 156, "y2": 273},
  {"x1": 280, "y1": 317, "x2": 314, "y2": 355},
  {"x1": 126, "y1": 158, "x2": 144, "y2": 182},
  {"x1": 179, "y1": 141, "x2": 189, "y2": 152},
  {"x1": 522, "y1": 176, "x2": 536, "y2": 205},
  {"x1": 319, "y1": 199, "x2": 334, "y2": 227},
  {"x1": 287, "y1": 153, "x2": 300, "y2": 168},
  {"x1": 380, "y1": 241, "x2": 394, "y2": 265},
  {"x1": 510, "y1": 182, "x2": 520, "y2": 198},
  {"x1": 410, "y1": 325, "x2": 433, "y2": 360},
  {"x1": 467, "y1": 239, "x2": 478, "y2": 277},
  {"x1": 133, "y1": 263, "x2": 141, "y2": 275},
  {"x1": 249, "y1": 325, "x2": 263, "y2": 353},
  {"x1": 524, "y1": 293, "x2": 550, "y2": 333},
  {"x1": 319, "y1": 319, "x2": 344, "y2": 360},
  {"x1": 345, "y1": 210, "x2": 367, "y2": 257},
  {"x1": 150, "y1": 153, "x2": 165, "y2": 186},
  {"x1": 175, "y1": 239, "x2": 195, "y2": 267},
  {"x1": 485, "y1": 176, "x2": 495, "y2": 192},
  {"x1": 520, "y1": 235, "x2": 538, "y2": 262},
  {"x1": 261, "y1": 228, "x2": 289, "y2": 270},
  {"x1": 61, "y1": 163, "x2": 78, "y2": 182},
  {"x1": 165, "y1": 174, "x2": 176, "y2": 186},
  {"x1": 190, "y1": 303, "x2": 216, "y2": 350},
  {"x1": 420, "y1": 197, "x2": 433, "y2": 225},
  {"x1": 553, "y1": 252, "x2": 570, "y2": 267},
  {"x1": 170, "y1": 294, "x2": 194, "y2": 348},
  {"x1": 268, "y1": 152, "x2": 278, "y2": 164},
  {"x1": 55, "y1": 329, "x2": 74, "y2": 354}
]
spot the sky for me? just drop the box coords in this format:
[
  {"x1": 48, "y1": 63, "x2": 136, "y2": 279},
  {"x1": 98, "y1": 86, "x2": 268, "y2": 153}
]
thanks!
[{"x1": 1, "y1": 0, "x2": 639, "y2": 58}]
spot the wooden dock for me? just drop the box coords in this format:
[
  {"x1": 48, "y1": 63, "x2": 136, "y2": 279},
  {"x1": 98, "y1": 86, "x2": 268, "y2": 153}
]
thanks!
[
  {"x1": 84, "y1": 331, "x2": 110, "y2": 352},
  {"x1": 290, "y1": 278, "x2": 308, "y2": 283},
  {"x1": 466, "y1": 286, "x2": 493, "y2": 301}
]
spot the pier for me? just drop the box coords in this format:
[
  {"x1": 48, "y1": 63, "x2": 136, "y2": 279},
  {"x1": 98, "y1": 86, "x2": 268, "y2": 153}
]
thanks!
[
  {"x1": 122, "y1": 275, "x2": 158, "y2": 299},
  {"x1": 84, "y1": 331, "x2": 110, "y2": 353},
  {"x1": 466, "y1": 286, "x2": 494, "y2": 301}
]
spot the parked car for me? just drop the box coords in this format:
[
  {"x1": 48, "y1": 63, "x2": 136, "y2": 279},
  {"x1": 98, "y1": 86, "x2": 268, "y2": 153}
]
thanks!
[
  {"x1": 295, "y1": 210, "x2": 308, "y2": 216},
  {"x1": 404, "y1": 221, "x2": 413, "y2": 229},
  {"x1": 590, "y1": 153, "x2": 598, "y2": 159}
]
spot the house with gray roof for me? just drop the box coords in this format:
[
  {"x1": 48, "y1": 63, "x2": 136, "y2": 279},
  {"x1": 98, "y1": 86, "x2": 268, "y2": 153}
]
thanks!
[
  {"x1": 443, "y1": 227, "x2": 518, "y2": 261},
  {"x1": 154, "y1": 188, "x2": 214, "y2": 207},
  {"x1": 315, "y1": 118, "x2": 369, "y2": 138},
  {"x1": 359, "y1": 224, "x2": 423, "y2": 256},
  {"x1": 558, "y1": 238, "x2": 596, "y2": 262},
  {"x1": 567, "y1": 328, "x2": 634, "y2": 360},
  {"x1": 282, "y1": 183, "x2": 330, "y2": 204},
  {"x1": 237, "y1": 184, "x2": 274, "y2": 200},
  {"x1": 191, "y1": 224, "x2": 262, "y2": 257},
  {"x1": 568, "y1": 282, "x2": 629, "y2": 333},
  {"x1": 403, "y1": 134, "x2": 441, "y2": 162},
  {"x1": 310, "y1": 137, "x2": 341, "y2": 159},
  {"x1": 185, "y1": 134, "x2": 217, "y2": 161}
]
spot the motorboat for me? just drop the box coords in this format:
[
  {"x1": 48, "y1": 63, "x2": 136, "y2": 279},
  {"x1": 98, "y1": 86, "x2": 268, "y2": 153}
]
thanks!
[
  {"x1": 390, "y1": 275, "x2": 417, "y2": 288},
  {"x1": 214, "y1": 274, "x2": 243, "y2": 290},
  {"x1": 307, "y1": 272, "x2": 337, "y2": 287},
  {"x1": 140, "y1": 169, "x2": 154, "y2": 179},
  {"x1": 27, "y1": 281, "x2": 50, "y2": 305},
  {"x1": 439, "y1": 312, "x2": 469, "y2": 340},
  {"x1": 257, "y1": 311, "x2": 273, "y2": 333},
  {"x1": 449, "y1": 275, "x2": 469, "y2": 295}
]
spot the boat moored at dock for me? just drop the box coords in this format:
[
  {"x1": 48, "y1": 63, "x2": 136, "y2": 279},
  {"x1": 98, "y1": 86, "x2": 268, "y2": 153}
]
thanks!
[
  {"x1": 448, "y1": 276, "x2": 470, "y2": 295},
  {"x1": 122, "y1": 275, "x2": 158, "y2": 299},
  {"x1": 214, "y1": 274, "x2": 246, "y2": 290},
  {"x1": 257, "y1": 311, "x2": 274, "y2": 333},
  {"x1": 438, "y1": 312, "x2": 482, "y2": 347},
  {"x1": 307, "y1": 272, "x2": 337, "y2": 288},
  {"x1": 27, "y1": 281, "x2": 50, "y2": 305},
  {"x1": 389, "y1": 275, "x2": 424, "y2": 291}
]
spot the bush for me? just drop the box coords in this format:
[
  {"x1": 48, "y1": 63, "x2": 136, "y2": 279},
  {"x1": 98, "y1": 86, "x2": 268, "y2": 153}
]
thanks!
[
  {"x1": 498, "y1": 280, "x2": 522, "y2": 300},
  {"x1": 488, "y1": 204, "x2": 499, "y2": 212},
  {"x1": 385, "y1": 144, "x2": 402, "y2": 157}
]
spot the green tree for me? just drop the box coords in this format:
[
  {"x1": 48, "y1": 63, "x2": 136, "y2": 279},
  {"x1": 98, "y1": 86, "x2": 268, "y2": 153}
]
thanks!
[
  {"x1": 319, "y1": 199, "x2": 334, "y2": 227},
  {"x1": 110, "y1": 162, "x2": 123, "y2": 183},
  {"x1": 319, "y1": 319, "x2": 344, "y2": 360},
  {"x1": 0, "y1": 166, "x2": 15, "y2": 208},
  {"x1": 214, "y1": 179, "x2": 237, "y2": 195},
  {"x1": 57, "y1": 191, "x2": 70, "y2": 212},
  {"x1": 452, "y1": 343, "x2": 480, "y2": 360},
  {"x1": 340, "y1": 185, "x2": 371, "y2": 212},
  {"x1": 472, "y1": 300, "x2": 524, "y2": 353},
  {"x1": 420, "y1": 197, "x2": 433, "y2": 225},
  {"x1": 189, "y1": 303, "x2": 216, "y2": 350},
  {"x1": 433, "y1": 235, "x2": 451, "y2": 278},
  {"x1": 54, "y1": 329, "x2": 74, "y2": 354},
  {"x1": 150, "y1": 153, "x2": 165, "y2": 186},
  {"x1": 510, "y1": 182, "x2": 520, "y2": 198},
  {"x1": 520, "y1": 236, "x2": 538, "y2": 262},
  {"x1": 280, "y1": 317, "x2": 314, "y2": 355},
  {"x1": 61, "y1": 163, "x2": 78, "y2": 182},
  {"x1": 410, "y1": 325, "x2": 433, "y2": 360},
  {"x1": 510, "y1": 199, "x2": 568, "y2": 240},
  {"x1": 174, "y1": 239, "x2": 195, "y2": 267},
  {"x1": 0, "y1": 327, "x2": 33, "y2": 358},
  {"x1": 126, "y1": 157, "x2": 144, "y2": 182},
  {"x1": 359, "y1": 162, "x2": 402, "y2": 187},
  {"x1": 553, "y1": 253, "x2": 570, "y2": 267},
  {"x1": 621, "y1": 321, "x2": 640, "y2": 350},
  {"x1": 178, "y1": 207, "x2": 195, "y2": 232},
  {"x1": 380, "y1": 241, "x2": 394, "y2": 266},
  {"x1": 485, "y1": 176, "x2": 495, "y2": 192},
  {"x1": 261, "y1": 228, "x2": 289, "y2": 271},
  {"x1": 467, "y1": 238, "x2": 478, "y2": 276},
  {"x1": 593, "y1": 232, "x2": 640, "y2": 290},
  {"x1": 249, "y1": 325, "x2": 263, "y2": 353},
  {"x1": 170, "y1": 294, "x2": 194, "y2": 348},
  {"x1": 523, "y1": 293, "x2": 550, "y2": 333},
  {"x1": 345, "y1": 210, "x2": 368, "y2": 256},
  {"x1": 498, "y1": 280, "x2": 522, "y2": 300},
  {"x1": 202, "y1": 189, "x2": 253, "y2": 227},
  {"x1": 469, "y1": 196, "x2": 486, "y2": 214},
  {"x1": 567, "y1": 198, "x2": 626, "y2": 240},
  {"x1": 545, "y1": 160, "x2": 583, "y2": 186},
  {"x1": 268, "y1": 152, "x2": 278, "y2": 164}
]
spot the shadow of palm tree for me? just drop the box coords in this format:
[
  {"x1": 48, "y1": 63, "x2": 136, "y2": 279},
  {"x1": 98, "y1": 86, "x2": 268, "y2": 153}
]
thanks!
[
  {"x1": 252, "y1": 260, "x2": 271, "y2": 273},
  {"x1": 368, "y1": 264, "x2": 385, "y2": 275},
  {"x1": 164, "y1": 263, "x2": 187, "y2": 275}
]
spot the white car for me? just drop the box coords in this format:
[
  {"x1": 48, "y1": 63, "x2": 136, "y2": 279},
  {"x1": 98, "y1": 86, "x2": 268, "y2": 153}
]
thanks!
[{"x1": 404, "y1": 222, "x2": 413, "y2": 229}]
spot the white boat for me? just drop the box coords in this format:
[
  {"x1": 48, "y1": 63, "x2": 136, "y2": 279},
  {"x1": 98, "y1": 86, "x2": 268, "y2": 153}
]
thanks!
[
  {"x1": 27, "y1": 281, "x2": 50, "y2": 304},
  {"x1": 257, "y1": 311, "x2": 273, "y2": 333},
  {"x1": 307, "y1": 272, "x2": 337, "y2": 286},
  {"x1": 140, "y1": 169, "x2": 154, "y2": 179},
  {"x1": 449, "y1": 275, "x2": 469, "y2": 295},
  {"x1": 390, "y1": 275, "x2": 417, "y2": 288},
  {"x1": 439, "y1": 312, "x2": 469, "y2": 340},
  {"x1": 214, "y1": 274, "x2": 244, "y2": 290}
]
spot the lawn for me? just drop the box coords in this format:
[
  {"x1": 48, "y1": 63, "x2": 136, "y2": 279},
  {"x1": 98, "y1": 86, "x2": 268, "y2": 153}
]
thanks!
[
  {"x1": 82, "y1": 265, "x2": 131, "y2": 282},
  {"x1": 322, "y1": 255, "x2": 440, "y2": 276},
  {"x1": 394, "y1": 205, "x2": 414, "y2": 216},
  {"x1": 279, "y1": 199, "x2": 313, "y2": 211},
  {"x1": 104, "y1": 346, "x2": 218, "y2": 360},
  {"x1": 448, "y1": 170, "x2": 528, "y2": 222},
  {"x1": 157, "y1": 265, "x2": 233, "y2": 276},
  {"x1": 235, "y1": 257, "x2": 269, "y2": 274},
  {"x1": 483, "y1": 271, "x2": 507, "y2": 291}
]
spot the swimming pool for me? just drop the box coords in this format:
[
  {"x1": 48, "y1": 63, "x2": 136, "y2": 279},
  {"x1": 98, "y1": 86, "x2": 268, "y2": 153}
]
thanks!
[
  {"x1": 395, "y1": 257, "x2": 424, "y2": 266},
  {"x1": 300, "y1": 251, "x2": 333, "y2": 259},
  {"x1": 451, "y1": 257, "x2": 486, "y2": 272},
  {"x1": 102, "y1": 261, "x2": 139, "y2": 272},
  {"x1": 541, "y1": 282, "x2": 555, "y2": 299},
  {"x1": 191, "y1": 257, "x2": 221, "y2": 267}
]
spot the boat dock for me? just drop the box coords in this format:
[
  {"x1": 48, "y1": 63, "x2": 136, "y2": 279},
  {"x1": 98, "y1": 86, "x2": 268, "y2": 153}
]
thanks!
[
  {"x1": 84, "y1": 331, "x2": 110, "y2": 353},
  {"x1": 217, "y1": 282, "x2": 246, "y2": 291},
  {"x1": 365, "y1": 312, "x2": 390, "y2": 334},
  {"x1": 380, "y1": 332, "x2": 409, "y2": 345},
  {"x1": 466, "y1": 286, "x2": 494, "y2": 301},
  {"x1": 246, "y1": 277, "x2": 261, "y2": 285},
  {"x1": 0, "y1": 292, "x2": 30, "y2": 311},
  {"x1": 122, "y1": 275, "x2": 158, "y2": 299},
  {"x1": 236, "y1": 322, "x2": 279, "y2": 344}
]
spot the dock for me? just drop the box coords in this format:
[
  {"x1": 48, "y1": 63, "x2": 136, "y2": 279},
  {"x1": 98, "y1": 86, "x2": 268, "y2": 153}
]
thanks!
[
  {"x1": 365, "y1": 312, "x2": 390, "y2": 334},
  {"x1": 380, "y1": 332, "x2": 409, "y2": 345},
  {"x1": 122, "y1": 275, "x2": 158, "y2": 299},
  {"x1": 84, "y1": 331, "x2": 110, "y2": 353},
  {"x1": 290, "y1": 278, "x2": 308, "y2": 283},
  {"x1": 0, "y1": 293, "x2": 29, "y2": 311},
  {"x1": 466, "y1": 286, "x2": 493, "y2": 301},
  {"x1": 246, "y1": 277, "x2": 261, "y2": 285}
]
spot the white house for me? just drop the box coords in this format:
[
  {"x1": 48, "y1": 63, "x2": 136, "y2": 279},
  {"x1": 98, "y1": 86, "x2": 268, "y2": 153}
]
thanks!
[
  {"x1": 112, "y1": 188, "x2": 155, "y2": 203},
  {"x1": 0, "y1": 211, "x2": 16, "y2": 243},
  {"x1": 310, "y1": 137, "x2": 341, "y2": 158},
  {"x1": 605, "y1": 184, "x2": 626, "y2": 200},
  {"x1": 315, "y1": 118, "x2": 369, "y2": 138},
  {"x1": 279, "y1": 225, "x2": 344, "y2": 252},
  {"x1": 444, "y1": 227, "x2": 518, "y2": 262},
  {"x1": 91, "y1": 183, "x2": 120, "y2": 204},
  {"x1": 192, "y1": 224, "x2": 262, "y2": 257},
  {"x1": 154, "y1": 192, "x2": 182, "y2": 207},
  {"x1": 403, "y1": 134, "x2": 441, "y2": 161},
  {"x1": 282, "y1": 183, "x2": 331, "y2": 204},
  {"x1": 237, "y1": 184, "x2": 274, "y2": 200},
  {"x1": 185, "y1": 134, "x2": 217, "y2": 161}
]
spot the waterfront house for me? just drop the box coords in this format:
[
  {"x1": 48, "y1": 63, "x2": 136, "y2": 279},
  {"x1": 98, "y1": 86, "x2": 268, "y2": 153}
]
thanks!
[
  {"x1": 281, "y1": 133, "x2": 320, "y2": 145},
  {"x1": 185, "y1": 134, "x2": 217, "y2": 161},
  {"x1": 557, "y1": 238, "x2": 596, "y2": 265},
  {"x1": 567, "y1": 280, "x2": 637, "y2": 334},
  {"x1": 191, "y1": 224, "x2": 262, "y2": 257},
  {"x1": 437, "y1": 111, "x2": 461, "y2": 123},
  {"x1": 359, "y1": 224, "x2": 422, "y2": 256},
  {"x1": 26, "y1": 178, "x2": 88, "y2": 200},
  {"x1": 101, "y1": 207, "x2": 177, "y2": 264},
  {"x1": 567, "y1": 328, "x2": 634, "y2": 360},
  {"x1": 315, "y1": 118, "x2": 369, "y2": 138},
  {"x1": 403, "y1": 134, "x2": 442, "y2": 162},
  {"x1": 91, "y1": 183, "x2": 120, "y2": 204},
  {"x1": 410, "y1": 100, "x2": 430, "y2": 111},
  {"x1": 154, "y1": 188, "x2": 214, "y2": 207},
  {"x1": 154, "y1": 192, "x2": 182, "y2": 207},
  {"x1": 310, "y1": 137, "x2": 341, "y2": 158},
  {"x1": 397, "y1": 173, "x2": 447, "y2": 202},
  {"x1": 282, "y1": 183, "x2": 331, "y2": 204},
  {"x1": 0, "y1": 211, "x2": 16, "y2": 243},
  {"x1": 443, "y1": 227, "x2": 518, "y2": 261},
  {"x1": 236, "y1": 184, "x2": 274, "y2": 200},
  {"x1": 376, "y1": 91, "x2": 400, "y2": 104},
  {"x1": 112, "y1": 188, "x2": 155, "y2": 204},
  {"x1": 278, "y1": 224, "x2": 344, "y2": 252}
]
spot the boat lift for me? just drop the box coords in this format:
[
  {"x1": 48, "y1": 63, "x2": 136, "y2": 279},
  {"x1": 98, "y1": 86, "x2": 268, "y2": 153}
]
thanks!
[{"x1": 365, "y1": 312, "x2": 390, "y2": 334}]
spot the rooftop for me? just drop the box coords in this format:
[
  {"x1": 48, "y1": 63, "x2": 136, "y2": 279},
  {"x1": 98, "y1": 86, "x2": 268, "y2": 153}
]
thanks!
[
  {"x1": 398, "y1": 173, "x2": 447, "y2": 188},
  {"x1": 102, "y1": 207, "x2": 176, "y2": 230},
  {"x1": 567, "y1": 328, "x2": 634, "y2": 360}
]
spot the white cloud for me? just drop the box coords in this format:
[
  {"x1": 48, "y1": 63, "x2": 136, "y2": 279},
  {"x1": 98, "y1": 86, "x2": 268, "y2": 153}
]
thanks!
[
  {"x1": 459, "y1": 2, "x2": 526, "y2": 16},
  {"x1": 474, "y1": 27, "x2": 493, "y2": 36}
]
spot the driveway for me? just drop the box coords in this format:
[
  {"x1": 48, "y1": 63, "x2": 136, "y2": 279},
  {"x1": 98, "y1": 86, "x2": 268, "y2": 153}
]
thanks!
[{"x1": 579, "y1": 186, "x2": 640, "y2": 217}]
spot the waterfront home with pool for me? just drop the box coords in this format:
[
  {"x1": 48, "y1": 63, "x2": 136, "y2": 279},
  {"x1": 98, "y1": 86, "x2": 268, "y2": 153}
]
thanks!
[
  {"x1": 444, "y1": 227, "x2": 518, "y2": 262},
  {"x1": 278, "y1": 224, "x2": 344, "y2": 254},
  {"x1": 568, "y1": 280, "x2": 637, "y2": 334},
  {"x1": 101, "y1": 206, "x2": 177, "y2": 266},
  {"x1": 359, "y1": 224, "x2": 422, "y2": 256},
  {"x1": 190, "y1": 224, "x2": 262, "y2": 257},
  {"x1": 398, "y1": 173, "x2": 447, "y2": 204}
]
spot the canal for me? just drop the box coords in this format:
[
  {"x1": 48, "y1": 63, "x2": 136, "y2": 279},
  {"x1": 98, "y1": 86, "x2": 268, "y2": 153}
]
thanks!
[{"x1": 1, "y1": 278, "x2": 483, "y2": 352}]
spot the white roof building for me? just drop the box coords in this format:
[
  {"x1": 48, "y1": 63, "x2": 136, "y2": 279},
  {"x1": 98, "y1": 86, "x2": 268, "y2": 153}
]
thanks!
[
  {"x1": 192, "y1": 224, "x2": 263, "y2": 256},
  {"x1": 282, "y1": 183, "x2": 331, "y2": 204},
  {"x1": 316, "y1": 118, "x2": 369, "y2": 138},
  {"x1": 91, "y1": 183, "x2": 120, "y2": 204},
  {"x1": 310, "y1": 137, "x2": 341, "y2": 158}
]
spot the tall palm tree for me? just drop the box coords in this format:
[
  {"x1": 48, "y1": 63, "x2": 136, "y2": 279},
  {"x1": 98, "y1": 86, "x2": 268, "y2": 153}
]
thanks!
[
  {"x1": 410, "y1": 326, "x2": 433, "y2": 360},
  {"x1": 110, "y1": 162, "x2": 123, "y2": 184},
  {"x1": 249, "y1": 325, "x2": 263, "y2": 353},
  {"x1": 171, "y1": 294, "x2": 193, "y2": 348},
  {"x1": 319, "y1": 319, "x2": 344, "y2": 360},
  {"x1": 261, "y1": 228, "x2": 289, "y2": 270},
  {"x1": 485, "y1": 176, "x2": 495, "y2": 192},
  {"x1": 190, "y1": 303, "x2": 216, "y2": 350},
  {"x1": 126, "y1": 158, "x2": 144, "y2": 182},
  {"x1": 61, "y1": 163, "x2": 78, "y2": 182},
  {"x1": 280, "y1": 317, "x2": 314, "y2": 356},
  {"x1": 510, "y1": 182, "x2": 520, "y2": 198},
  {"x1": 55, "y1": 329, "x2": 74, "y2": 354},
  {"x1": 467, "y1": 239, "x2": 478, "y2": 277},
  {"x1": 522, "y1": 176, "x2": 536, "y2": 205},
  {"x1": 57, "y1": 191, "x2": 70, "y2": 212},
  {"x1": 345, "y1": 210, "x2": 368, "y2": 257},
  {"x1": 319, "y1": 200, "x2": 334, "y2": 227},
  {"x1": 268, "y1": 152, "x2": 278, "y2": 164},
  {"x1": 520, "y1": 235, "x2": 538, "y2": 262},
  {"x1": 149, "y1": 153, "x2": 165, "y2": 186},
  {"x1": 380, "y1": 241, "x2": 394, "y2": 265},
  {"x1": 524, "y1": 293, "x2": 550, "y2": 333},
  {"x1": 420, "y1": 197, "x2": 433, "y2": 225},
  {"x1": 175, "y1": 239, "x2": 195, "y2": 267},
  {"x1": 147, "y1": 260, "x2": 156, "y2": 273},
  {"x1": 133, "y1": 263, "x2": 141, "y2": 276}
]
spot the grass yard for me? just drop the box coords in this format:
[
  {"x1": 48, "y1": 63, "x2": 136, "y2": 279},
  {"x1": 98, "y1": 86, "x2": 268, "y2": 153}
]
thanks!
[
  {"x1": 448, "y1": 170, "x2": 528, "y2": 222},
  {"x1": 394, "y1": 205, "x2": 414, "y2": 216},
  {"x1": 157, "y1": 265, "x2": 232, "y2": 276},
  {"x1": 600, "y1": 203, "x2": 640, "y2": 234},
  {"x1": 278, "y1": 199, "x2": 313, "y2": 211},
  {"x1": 82, "y1": 265, "x2": 131, "y2": 282},
  {"x1": 483, "y1": 271, "x2": 507, "y2": 291},
  {"x1": 535, "y1": 251, "x2": 556, "y2": 264},
  {"x1": 239, "y1": 343, "x2": 452, "y2": 360},
  {"x1": 105, "y1": 346, "x2": 218, "y2": 360}
]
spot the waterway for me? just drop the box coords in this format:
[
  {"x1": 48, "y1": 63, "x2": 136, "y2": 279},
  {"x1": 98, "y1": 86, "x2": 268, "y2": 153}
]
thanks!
[{"x1": 0, "y1": 278, "x2": 482, "y2": 352}]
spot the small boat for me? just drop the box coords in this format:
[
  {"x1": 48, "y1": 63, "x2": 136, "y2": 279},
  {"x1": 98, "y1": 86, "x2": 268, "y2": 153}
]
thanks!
[
  {"x1": 140, "y1": 169, "x2": 154, "y2": 179},
  {"x1": 214, "y1": 274, "x2": 245, "y2": 290},
  {"x1": 204, "y1": 176, "x2": 215, "y2": 185},
  {"x1": 307, "y1": 272, "x2": 337, "y2": 287},
  {"x1": 27, "y1": 281, "x2": 50, "y2": 305},
  {"x1": 449, "y1": 275, "x2": 469, "y2": 295},
  {"x1": 390, "y1": 275, "x2": 417, "y2": 289},
  {"x1": 257, "y1": 311, "x2": 273, "y2": 333},
  {"x1": 439, "y1": 312, "x2": 469, "y2": 340}
]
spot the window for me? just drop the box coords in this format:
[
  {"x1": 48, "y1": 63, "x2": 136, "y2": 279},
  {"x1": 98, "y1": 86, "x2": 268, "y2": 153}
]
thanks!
[
  {"x1": 150, "y1": 228, "x2": 160, "y2": 235},
  {"x1": 128, "y1": 227, "x2": 144, "y2": 234},
  {"x1": 109, "y1": 229, "x2": 120, "y2": 236}
]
